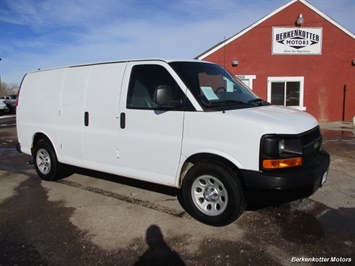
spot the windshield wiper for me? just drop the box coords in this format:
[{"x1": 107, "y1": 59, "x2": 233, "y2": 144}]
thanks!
[
  {"x1": 248, "y1": 98, "x2": 270, "y2": 106},
  {"x1": 210, "y1": 100, "x2": 248, "y2": 105}
]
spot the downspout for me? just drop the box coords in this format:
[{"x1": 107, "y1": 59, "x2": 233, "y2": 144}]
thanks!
[{"x1": 342, "y1": 84, "x2": 346, "y2": 121}]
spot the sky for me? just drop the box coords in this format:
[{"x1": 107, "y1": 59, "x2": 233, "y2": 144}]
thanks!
[{"x1": 0, "y1": 0, "x2": 354, "y2": 85}]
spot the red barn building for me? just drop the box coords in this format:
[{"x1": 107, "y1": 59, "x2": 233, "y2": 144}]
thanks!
[{"x1": 197, "y1": 0, "x2": 354, "y2": 122}]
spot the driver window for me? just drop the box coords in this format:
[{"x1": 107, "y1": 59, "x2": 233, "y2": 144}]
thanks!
[{"x1": 127, "y1": 65, "x2": 181, "y2": 110}]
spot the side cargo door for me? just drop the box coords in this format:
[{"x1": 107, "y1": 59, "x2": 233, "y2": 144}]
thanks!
[
  {"x1": 59, "y1": 67, "x2": 89, "y2": 164},
  {"x1": 117, "y1": 62, "x2": 186, "y2": 186},
  {"x1": 81, "y1": 63, "x2": 126, "y2": 169}
]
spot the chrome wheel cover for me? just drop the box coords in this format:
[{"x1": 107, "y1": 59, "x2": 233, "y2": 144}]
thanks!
[{"x1": 191, "y1": 174, "x2": 228, "y2": 216}]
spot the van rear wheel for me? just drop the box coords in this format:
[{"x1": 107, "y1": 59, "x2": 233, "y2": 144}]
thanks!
[
  {"x1": 33, "y1": 139, "x2": 67, "y2": 181},
  {"x1": 181, "y1": 161, "x2": 245, "y2": 226}
]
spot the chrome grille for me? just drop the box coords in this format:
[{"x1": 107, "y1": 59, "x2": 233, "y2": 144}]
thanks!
[{"x1": 300, "y1": 126, "x2": 322, "y2": 166}]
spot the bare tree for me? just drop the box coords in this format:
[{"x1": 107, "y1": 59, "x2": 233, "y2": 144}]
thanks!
[{"x1": 0, "y1": 82, "x2": 19, "y2": 96}]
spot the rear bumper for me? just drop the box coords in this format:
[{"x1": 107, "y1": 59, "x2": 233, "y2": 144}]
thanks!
[{"x1": 241, "y1": 150, "x2": 330, "y2": 204}]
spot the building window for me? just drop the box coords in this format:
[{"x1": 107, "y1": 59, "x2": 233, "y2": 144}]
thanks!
[{"x1": 267, "y1": 77, "x2": 306, "y2": 111}]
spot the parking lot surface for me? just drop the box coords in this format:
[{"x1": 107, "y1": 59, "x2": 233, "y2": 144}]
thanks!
[{"x1": 1, "y1": 115, "x2": 354, "y2": 265}]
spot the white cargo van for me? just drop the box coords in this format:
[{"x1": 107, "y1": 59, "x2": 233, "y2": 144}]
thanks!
[{"x1": 17, "y1": 59, "x2": 330, "y2": 226}]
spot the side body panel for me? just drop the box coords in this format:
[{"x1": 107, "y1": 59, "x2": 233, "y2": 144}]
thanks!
[
  {"x1": 181, "y1": 111, "x2": 263, "y2": 171},
  {"x1": 17, "y1": 69, "x2": 66, "y2": 155}
]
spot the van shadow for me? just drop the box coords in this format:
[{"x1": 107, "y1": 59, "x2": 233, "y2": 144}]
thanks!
[
  {"x1": 134, "y1": 225, "x2": 185, "y2": 266},
  {"x1": 0, "y1": 174, "x2": 103, "y2": 265},
  {"x1": 73, "y1": 167, "x2": 179, "y2": 197}
]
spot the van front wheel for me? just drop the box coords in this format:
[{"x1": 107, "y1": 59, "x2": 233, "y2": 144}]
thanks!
[
  {"x1": 181, "y1": 162, "x2": 245, "y2": 226},
  {"x1": 33, "y1": 140, "x2": 66, "y2": 181}
]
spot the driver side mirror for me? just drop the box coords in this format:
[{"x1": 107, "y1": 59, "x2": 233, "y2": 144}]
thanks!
[{"x1": 154, "y1": 85, "x2": 180, "y2": 109}]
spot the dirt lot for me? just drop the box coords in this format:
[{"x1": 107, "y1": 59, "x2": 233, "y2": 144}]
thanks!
[{"x1": 1, "y1": 115, "x2": 354, "y2": 265}]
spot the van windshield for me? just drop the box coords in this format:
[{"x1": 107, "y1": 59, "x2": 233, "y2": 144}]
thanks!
[{"x1": 169, "y1": 61, "x2": 269, "y2": 111}]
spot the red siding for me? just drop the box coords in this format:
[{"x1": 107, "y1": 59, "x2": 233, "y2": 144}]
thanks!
[{"x1": 203, "y1": 1, "x2": 355, "y2": 122}]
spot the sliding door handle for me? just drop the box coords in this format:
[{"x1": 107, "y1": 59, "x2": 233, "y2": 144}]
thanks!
[
  {"x1": 84, "y1": 112, "x2": 89, "y2": 126},
  {"x1": 120, "y1": 112, "x2": 126, "y2": 129}
]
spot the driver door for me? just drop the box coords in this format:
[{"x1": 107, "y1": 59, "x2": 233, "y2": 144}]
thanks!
[{"x1": 117, "y1": 62, "x2": 185, "y2": 186}]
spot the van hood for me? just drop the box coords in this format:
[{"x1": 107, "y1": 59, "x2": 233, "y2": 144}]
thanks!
[{"x1": 224, "y1": 105, "x2": 318, "y2": 134}]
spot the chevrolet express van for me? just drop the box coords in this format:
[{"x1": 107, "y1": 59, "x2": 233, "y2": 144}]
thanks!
[{"x1": 16, "y1": 59, "x2": 330, "y2": 226}]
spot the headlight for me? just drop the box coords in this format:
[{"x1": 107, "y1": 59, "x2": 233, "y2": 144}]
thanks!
[
  {"x1": 278, "y1": 139, "x2": 285, "y2": 154},
  {"x1": 261, "y1": 135, "x2": 302, "y2": 170}
]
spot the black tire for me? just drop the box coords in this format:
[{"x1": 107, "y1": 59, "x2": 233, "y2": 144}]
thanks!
[
  {"x1": 181, "y1": 161, "x2": 245, "y2": 226},
  {"x1": 33, "y1": 139, "x2": 68, "y2": 181}
]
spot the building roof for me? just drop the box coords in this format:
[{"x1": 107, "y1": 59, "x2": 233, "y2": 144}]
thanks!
[{"x1": 196, "y1": 0, "x2": 355, "y2": 60}]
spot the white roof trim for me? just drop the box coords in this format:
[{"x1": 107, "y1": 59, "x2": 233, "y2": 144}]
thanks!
[
  {"x1": 197, "y1": 0, "x2": 354, "y2": 60},
  {"x1": 301, "y1": 0, "x2": 354, "y2": 39}
]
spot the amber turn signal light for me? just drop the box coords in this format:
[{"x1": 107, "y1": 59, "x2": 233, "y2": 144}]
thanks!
[{"x1": 263, "y1": 157, "x2": 302, "y2": 169}]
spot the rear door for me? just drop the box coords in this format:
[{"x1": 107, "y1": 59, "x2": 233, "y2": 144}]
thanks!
[{"x1": 118, "y1": 62, "x2": 186, "y2": 186}]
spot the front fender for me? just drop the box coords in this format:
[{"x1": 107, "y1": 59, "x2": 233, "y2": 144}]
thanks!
[{"x1": 175, "y1": 148, "x2": 244, "y2": 187}]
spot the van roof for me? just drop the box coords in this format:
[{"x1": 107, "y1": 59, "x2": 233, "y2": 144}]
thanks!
[{"x1": 28, "y1": 58, "x2": 207, "y2": 74}]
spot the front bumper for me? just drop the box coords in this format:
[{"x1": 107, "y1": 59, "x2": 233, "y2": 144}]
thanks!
[{"x1": 241, "y1": 150, "x2": 330, "y2": 204}]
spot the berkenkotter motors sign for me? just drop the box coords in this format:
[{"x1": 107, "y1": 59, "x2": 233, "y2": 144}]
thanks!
[{"x1": 272, "y1": 27, "x2": 322, "y2": 55}]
